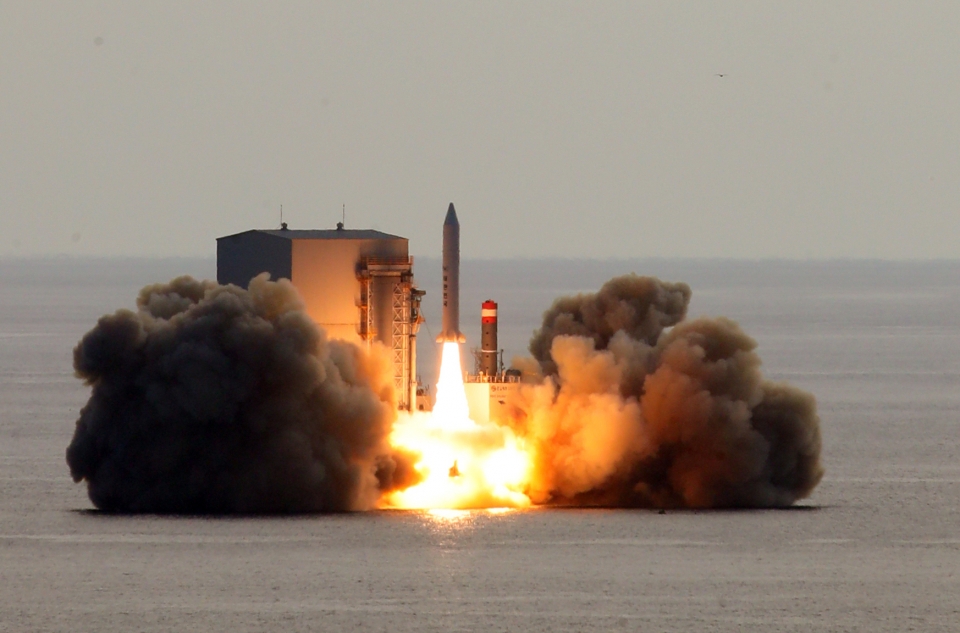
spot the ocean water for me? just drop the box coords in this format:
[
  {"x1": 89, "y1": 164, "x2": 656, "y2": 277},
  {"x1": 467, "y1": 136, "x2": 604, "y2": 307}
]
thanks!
[{"x1": 1, "y1": 258, "x2": 958, "y2": 632}]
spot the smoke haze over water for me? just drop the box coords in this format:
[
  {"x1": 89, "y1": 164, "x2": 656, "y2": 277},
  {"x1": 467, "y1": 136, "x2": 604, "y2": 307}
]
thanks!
[{"x1": 509, "y1": 274, "x2": 824, "y2": 508}]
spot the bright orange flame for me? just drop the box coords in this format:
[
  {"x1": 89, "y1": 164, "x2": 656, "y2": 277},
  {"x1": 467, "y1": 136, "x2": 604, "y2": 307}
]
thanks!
[
  {"x1": 430, "y1": 341, "x2": 473, "y2": 431},
  {"x1": 385, "y1": 342, "x2": 532, "y2": 510}
]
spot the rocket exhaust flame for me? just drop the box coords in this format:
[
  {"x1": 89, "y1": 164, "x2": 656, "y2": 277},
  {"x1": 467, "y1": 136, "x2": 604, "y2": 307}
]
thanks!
[
  {"x1": 430, "y1": 342, "x2": 472, "y2": 430},
  {"x1": 384, "y1": 342, "x2": 531, "y2": 510}
]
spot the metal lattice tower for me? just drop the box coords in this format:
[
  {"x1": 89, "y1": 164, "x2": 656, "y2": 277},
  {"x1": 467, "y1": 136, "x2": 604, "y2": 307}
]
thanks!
[
  {"x1": 357, "y1": 258, "x2": 423, "y2": 410},
  {"x1": 357, "y1": 272, "x2": 376, "y2": 343},
  {"x1": 392, "y1": 278, "x2": 412, "y2": 403}
]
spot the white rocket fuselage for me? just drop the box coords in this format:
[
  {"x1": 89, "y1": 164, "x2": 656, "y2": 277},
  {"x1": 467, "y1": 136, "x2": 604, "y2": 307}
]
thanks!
[{"x1": 439, "y1": 203, "x2": 465, "y2": 343}]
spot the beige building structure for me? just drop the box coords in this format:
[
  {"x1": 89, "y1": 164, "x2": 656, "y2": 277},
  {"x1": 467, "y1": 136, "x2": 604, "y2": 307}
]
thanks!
[
  {"x1": 463, "y1": 379, "x2": 521, "y2": 426},
  {"x1": 216, "y1": 225, "x2": 424, "y2": 410}
]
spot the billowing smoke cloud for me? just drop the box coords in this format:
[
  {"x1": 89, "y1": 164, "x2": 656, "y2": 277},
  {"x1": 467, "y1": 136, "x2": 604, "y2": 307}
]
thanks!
[
  {"x1": 66, "y1": 274, "x2": 416, "y2": 513},
  {"x1": 68, "y1": 271, "x2": 822, "y2": 513},
  {"x1": 508, "y1": 274, "x2": 824, "y2": 508}
]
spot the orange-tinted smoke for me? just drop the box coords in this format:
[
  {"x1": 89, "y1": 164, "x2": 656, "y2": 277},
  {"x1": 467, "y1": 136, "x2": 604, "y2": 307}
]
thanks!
[{"x1": 507, "y1": 274, "x2": 824, "y2": 508}]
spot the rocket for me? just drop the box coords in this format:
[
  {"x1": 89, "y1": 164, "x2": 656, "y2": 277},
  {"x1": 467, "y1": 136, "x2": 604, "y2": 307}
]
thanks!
[{"x1": 438, "y1": 203, "x2": 466, "y2": 343}]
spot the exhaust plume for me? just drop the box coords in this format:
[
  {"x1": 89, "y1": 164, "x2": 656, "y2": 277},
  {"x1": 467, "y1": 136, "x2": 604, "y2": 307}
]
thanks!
[
  {"x1": 508, "y1": 274, "x2": 824, "y2": 508},
  {"x1": 67, "y1": 271, "x2": 822, "y2": 513},
  {"x1": 66, "y1": 274, "x2": 415, "y2": 513},
  {"x1": 529, "y1": 274, "x2": 692, "y2": 377}
]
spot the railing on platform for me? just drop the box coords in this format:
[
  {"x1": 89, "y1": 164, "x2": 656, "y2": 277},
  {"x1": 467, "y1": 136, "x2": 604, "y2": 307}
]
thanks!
[
  {"x1": 362, "y1": 256, "x2": 414, "y2": 268},
  {"x1": 464, "y1": 373, "x2": 521, "y2": 384}
]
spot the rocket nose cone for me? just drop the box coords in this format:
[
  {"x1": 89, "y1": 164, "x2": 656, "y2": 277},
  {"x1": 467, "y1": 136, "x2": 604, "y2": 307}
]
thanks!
[{"x1": 444, "y1": 203, "x2": 459, "y2": 226}]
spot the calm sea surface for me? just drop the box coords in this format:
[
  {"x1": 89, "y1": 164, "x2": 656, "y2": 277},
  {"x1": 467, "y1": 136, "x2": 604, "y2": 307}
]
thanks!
[{"x1": 1, "y1": 258, "x2": 958, "y2": 632}]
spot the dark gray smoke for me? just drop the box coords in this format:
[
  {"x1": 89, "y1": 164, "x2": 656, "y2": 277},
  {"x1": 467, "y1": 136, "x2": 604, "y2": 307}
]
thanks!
[
  {"x1": 509, "y1": 274, "x2": 824, "y2": 509},
  {"x1": 530, "y1": 275, "x2": 692, "y2": 377},
  {"x1": 66, "y1": 274, "x2": 415, "y2": 513}
]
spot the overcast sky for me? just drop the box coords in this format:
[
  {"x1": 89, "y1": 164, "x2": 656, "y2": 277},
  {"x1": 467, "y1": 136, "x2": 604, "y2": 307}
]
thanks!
[{"x1": 1, "y1": 2, "x2": 958, "y2": 259}]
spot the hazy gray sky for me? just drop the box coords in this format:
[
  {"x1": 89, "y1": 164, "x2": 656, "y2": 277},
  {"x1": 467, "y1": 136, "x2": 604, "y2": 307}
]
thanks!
[{"x1": 1, "y1": 2, "x2": 958, "y2": 259}]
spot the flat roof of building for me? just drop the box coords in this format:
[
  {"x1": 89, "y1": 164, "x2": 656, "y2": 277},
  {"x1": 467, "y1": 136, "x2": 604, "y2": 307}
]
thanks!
[{"x1": 218, "y1": 228, "x2": 405, "y2": 241}]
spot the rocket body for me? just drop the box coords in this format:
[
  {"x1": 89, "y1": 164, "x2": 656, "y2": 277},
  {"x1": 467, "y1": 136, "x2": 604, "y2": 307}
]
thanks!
[{"x1": 439, "y1": 203, "x2": 466, "y2": 343}]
